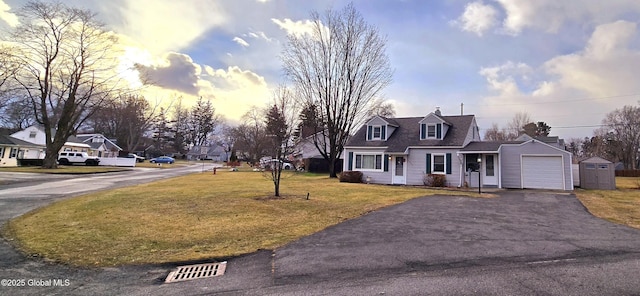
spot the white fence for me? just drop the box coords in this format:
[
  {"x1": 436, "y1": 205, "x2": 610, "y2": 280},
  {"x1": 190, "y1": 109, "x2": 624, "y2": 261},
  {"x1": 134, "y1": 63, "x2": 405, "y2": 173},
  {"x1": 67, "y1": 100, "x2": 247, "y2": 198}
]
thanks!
[
  {"x1": 572, "y1": 164, "x2": 580, "y2": 187},
  {"x1": 98, "y1": 157, "x2": 136, "y2": 167}
]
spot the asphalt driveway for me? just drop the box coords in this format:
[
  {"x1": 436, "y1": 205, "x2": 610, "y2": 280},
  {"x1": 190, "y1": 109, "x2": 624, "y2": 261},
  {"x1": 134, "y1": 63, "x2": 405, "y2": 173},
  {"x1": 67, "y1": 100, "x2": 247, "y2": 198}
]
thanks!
[
  {"x1": 2, "y1": 186, "x2": 640, "y2": 295},
  {"x1": 152, "y1": 191, "x2": 640, "y2": 295}
]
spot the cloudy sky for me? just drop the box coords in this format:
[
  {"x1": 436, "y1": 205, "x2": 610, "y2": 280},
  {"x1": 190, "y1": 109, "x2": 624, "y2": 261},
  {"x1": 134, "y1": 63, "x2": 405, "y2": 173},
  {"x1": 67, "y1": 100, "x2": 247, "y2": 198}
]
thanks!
[{"x1": 1, "y1": 0, "x2": 640, "y2": 139}]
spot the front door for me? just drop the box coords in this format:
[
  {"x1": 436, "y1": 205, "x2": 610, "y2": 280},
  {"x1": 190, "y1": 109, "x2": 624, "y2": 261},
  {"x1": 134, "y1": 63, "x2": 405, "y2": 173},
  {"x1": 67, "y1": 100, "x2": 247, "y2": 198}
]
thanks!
[
  {"x1": 483, "y1": 154, "x2": 497, "y2": 186},
  {"x1": 392, "y1": 156, "x2": 406, "y2": 184}
]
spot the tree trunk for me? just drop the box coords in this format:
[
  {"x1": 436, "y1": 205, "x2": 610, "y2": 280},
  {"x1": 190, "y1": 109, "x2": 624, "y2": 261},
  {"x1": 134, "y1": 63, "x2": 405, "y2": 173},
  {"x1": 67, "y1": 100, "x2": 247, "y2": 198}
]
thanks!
[
  {"x1": 42, "y1": 145, "x2": 60, "y2": 169},
  {"x1": 328, "y1": 157, "x2": 337, "y2": 178}
]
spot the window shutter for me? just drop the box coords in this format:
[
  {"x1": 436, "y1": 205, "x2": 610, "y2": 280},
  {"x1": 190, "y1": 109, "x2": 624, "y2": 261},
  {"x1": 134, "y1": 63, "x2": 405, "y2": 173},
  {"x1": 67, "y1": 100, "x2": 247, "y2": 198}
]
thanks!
[
  {"x1": 384, "y1": 154, "x2": 389, "y2": 172},
  {"x1": 421, "y1": 124, "x2": 426, "y2": 139},
  {"x1": 446, "y1": 153, "x2": 452, "y2": 174},
  {"x1": 348, "y1": 152, "x2": 353, "y2": 170},
  {"x1": 381, "y1": 125, "x2": 386, "y2": 140},
  {"x1": 426, "y1": 153, "x2": 431, "y2": 174},
  {"x1": 367, "y1": 126, "x2": 372, "y2": 140},
  {"x1": 437, "y1": 124, "x2": 442, "y2": 139}
]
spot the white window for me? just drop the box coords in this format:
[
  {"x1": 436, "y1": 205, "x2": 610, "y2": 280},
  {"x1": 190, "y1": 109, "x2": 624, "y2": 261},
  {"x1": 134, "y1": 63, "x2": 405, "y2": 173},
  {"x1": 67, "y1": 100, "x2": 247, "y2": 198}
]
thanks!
[
  {"x1": 355, "y1": 154, "x2": 383, "y2": 170},
  {"x1": 427, "y1": 125, "x2": 436, "y2": 138},
  {"x1": 9, "y1": 148, "x2": 18, "y2": 158},
  {"x1": 372, "y1": 126, "x2": 381, "y2": 139},
  {"x1": 29, "y1": 131, "x2": 37, "y2": 138},
  {"x1": 0, "y1": 147, "x2": 4, "y2": 158},
  {"x1": 433, "y1": 154, "x2": 445, "y2": 174}
]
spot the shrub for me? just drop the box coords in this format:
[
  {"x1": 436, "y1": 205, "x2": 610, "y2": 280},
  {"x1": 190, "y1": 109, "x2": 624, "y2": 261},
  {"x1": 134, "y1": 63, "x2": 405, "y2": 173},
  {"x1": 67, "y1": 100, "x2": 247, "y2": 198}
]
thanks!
[
  {"x1": 225, "y1": 160, "x2": 241, "y2": 167},
  {"x1": 339, "y1": 171, "x2": 363, "y2": 183},
  {"x1": 423, "y1": 174, "x2": 447, "y2": 187}
]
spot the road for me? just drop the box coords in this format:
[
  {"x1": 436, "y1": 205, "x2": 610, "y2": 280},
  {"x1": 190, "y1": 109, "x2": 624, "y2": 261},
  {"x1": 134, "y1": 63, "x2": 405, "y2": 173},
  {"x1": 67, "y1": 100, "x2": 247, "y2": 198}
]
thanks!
[{"x1": 1, "y1": 169, "x2": 640, "y2": 295}]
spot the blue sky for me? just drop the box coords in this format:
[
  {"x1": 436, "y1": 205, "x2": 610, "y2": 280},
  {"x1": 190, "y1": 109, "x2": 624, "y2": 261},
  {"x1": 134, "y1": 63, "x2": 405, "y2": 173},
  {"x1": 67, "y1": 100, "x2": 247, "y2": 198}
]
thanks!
[{"x1": 2, "y1": 0, "x2": 640, "y2": 139}]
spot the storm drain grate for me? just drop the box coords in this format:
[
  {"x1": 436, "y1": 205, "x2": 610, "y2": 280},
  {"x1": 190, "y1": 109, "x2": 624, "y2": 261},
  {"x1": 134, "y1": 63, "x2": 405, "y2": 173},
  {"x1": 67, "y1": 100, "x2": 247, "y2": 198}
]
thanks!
[{"x1": 165, "y1": 261, "x2": 227, "y2": 283}]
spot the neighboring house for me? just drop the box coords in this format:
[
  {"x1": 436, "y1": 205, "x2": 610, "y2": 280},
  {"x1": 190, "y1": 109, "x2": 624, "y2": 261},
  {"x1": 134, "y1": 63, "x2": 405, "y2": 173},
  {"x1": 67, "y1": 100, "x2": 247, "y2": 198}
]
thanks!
[
  {"x1": 76, "y1": 134, "x2": 122, "y2": 157},
  {"x1": 515, "y1": 134, "x2": 565, "y2": 150},
  {"x1": 11, "y1": 125, "x2": 91, "y2": 156},
  {"x1": 0, "y1": 135, "x2": 45, "y2": 167},
  {"x1": 294, "y1": 132, "x2": 345, "y2": 173},
  {"x1": 186, "y1": 145, "x2": 229, "y2": 161},
  {"x1": 344, "y1": 109, "x2": 573, "y2": 190}
]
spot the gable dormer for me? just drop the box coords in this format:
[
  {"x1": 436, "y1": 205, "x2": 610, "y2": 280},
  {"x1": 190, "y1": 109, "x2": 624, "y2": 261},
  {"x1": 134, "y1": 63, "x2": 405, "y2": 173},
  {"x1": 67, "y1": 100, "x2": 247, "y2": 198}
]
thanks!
[
  {"x1": 419, "y1": 111, "x2": 450, "y2": 140},
  {"x1": 365, "y1": 116, "x2": 397, "y2": 141}
]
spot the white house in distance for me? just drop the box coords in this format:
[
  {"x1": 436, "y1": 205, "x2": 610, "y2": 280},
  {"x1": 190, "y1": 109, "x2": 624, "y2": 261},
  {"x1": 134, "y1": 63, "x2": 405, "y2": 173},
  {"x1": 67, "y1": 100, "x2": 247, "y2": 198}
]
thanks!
[
  {"x1": 11, "y1": 125, "x2": 91, "y2": 158},
  {"x1": 76, "y1": 134, "x2": 122, "y2": 157},
  {"x1": 0, "y1": 134, "x2": 45, "y2": 167},
  {"x1": 344, "y1": 108, "x2": 573, "y2": 190}
]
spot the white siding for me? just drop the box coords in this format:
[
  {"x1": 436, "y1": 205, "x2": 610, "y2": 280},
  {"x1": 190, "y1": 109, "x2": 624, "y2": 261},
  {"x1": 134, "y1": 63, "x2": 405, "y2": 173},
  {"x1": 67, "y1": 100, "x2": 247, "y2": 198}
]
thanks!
[
  {"x1": 11, "y1": 126, "x2": 46, "y2": 145},
  {"x1": 343, "y1": 148, "x2": 391, "y2": 184},
  {"x1": 367, "y1": 117, "x2": 388, "y2": 126},
  {"x1": 463, "y1": 117, "x2": 481, "y2": 145},
  {"x1": 0, "y1": 145, "x2": 18, "y2": 167},
  {"x1": 419, "y1": 114, "x2": 443, "y2": 124},
  {"x1": 405, "y1": 148, "x2": 462, "y2": 186}
]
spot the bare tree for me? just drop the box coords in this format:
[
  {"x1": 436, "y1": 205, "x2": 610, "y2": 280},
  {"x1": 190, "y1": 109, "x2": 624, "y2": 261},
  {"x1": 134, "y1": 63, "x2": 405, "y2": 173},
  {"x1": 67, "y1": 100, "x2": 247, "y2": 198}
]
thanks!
[
  {"x1": 233, "y1": 106, "x2": 268, "y2": 164},
  {"x1": 0, "y1": 46, "x2": 23, "y2": 112},
  {"x1": 483, "y1": 123, "x2": 510, "y2": 141},
  {"x1": 566, "y1": 137, "x2": 584, "y2": 159},
  {"x1": 601, "y1": 104, "x2": 640, "y2": 169},
  {"x1": 10, "y1": 1, "x2": 124, "y2": 168},
  {"x1": 264, "y1": 86, "x2": 299, "y2": 197},
  {"x1": 506, "y1": 111, "x2": 532, "y2": 139},
  {"x1": 89, "y1": 94, "x2": 157, "y2": 152},
  {"x1": 0, "y1": 99, "x2": 35, "y2": 129},
  {"x1": 281, "y1": 3, "x2": 393, "y2": 178},
  {"x1": 368, "y1": 99, "x2": 396, "y2": 118}
]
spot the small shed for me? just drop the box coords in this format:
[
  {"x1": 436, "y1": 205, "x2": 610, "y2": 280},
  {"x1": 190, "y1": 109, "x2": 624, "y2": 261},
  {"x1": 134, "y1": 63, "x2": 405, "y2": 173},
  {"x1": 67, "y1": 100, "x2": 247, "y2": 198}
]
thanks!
[{"x1": 579, "y1": 157, "x2": 616, "y2": 190}]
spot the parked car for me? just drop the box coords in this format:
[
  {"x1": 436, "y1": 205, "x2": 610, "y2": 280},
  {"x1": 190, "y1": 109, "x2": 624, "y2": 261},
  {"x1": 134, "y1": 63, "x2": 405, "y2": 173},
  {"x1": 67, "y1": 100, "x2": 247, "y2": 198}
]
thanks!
[
  {"x1": 126, "y1": 153, "x2": 145, "y2": 162},
  {"x1": 149, "y1": 156, "x2": 175, "y2": 164},
  {"x1": 58, "y1": 152, "x2": 100, "y2": 166},
  {"x1": 261, "y1": 158, "x2": 294, "y2": 170}
]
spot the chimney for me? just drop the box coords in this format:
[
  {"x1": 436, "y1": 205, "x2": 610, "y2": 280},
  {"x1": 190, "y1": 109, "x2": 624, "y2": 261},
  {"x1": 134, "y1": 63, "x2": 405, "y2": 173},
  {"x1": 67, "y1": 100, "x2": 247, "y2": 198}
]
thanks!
[{"x1": 434, "y1": 107, "x2": 441, "y2": 116}]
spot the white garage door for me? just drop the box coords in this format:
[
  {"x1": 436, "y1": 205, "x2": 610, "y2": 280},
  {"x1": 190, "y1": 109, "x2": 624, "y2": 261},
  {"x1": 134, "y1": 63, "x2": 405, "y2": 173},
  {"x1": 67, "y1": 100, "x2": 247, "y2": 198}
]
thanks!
[{"x1": 522, "y1": 156, "x2": 565, "y2": 190}]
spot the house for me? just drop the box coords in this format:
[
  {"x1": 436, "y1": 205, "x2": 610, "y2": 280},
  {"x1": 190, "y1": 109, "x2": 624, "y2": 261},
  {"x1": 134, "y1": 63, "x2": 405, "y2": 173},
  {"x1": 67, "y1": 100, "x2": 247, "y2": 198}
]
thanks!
[
  {"x1": 76, "y1": 134, "x2": 122, "y2": 157},
  {"x1": 11, "y1": 125, "x2": 91, "y2": 155},
  {"x1": 0, "y1": 135, "x2": 46, "y2": 167},
  {"x1": 515, "y1": 134, "x2": 565, "y2": 150},
  {"x1": 294, "y1": 131, "x2": 345, "y2": 173},
  {"x1": 186, "y1": 145, "x2": 229, "y2": 161},
  {"x1": 343, "y1": 109, "x2": 573, "y2": 190}
]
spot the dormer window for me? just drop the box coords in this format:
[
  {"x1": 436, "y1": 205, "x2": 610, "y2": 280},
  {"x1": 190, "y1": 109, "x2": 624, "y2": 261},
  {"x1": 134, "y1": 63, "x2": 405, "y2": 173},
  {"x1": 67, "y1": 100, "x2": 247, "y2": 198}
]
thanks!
[
  {"x1": 427, "y1": 125, "x2": 436, "y2": 138},
  {"x1": 367, "y1": 125, "x2": 386, "y2": 141},
  {"x1": 372, "y1": 126, "x2": 381, "y2": 139},
  {"x1": 421, "y1": 123, "x2": 442, "y2": 140}
]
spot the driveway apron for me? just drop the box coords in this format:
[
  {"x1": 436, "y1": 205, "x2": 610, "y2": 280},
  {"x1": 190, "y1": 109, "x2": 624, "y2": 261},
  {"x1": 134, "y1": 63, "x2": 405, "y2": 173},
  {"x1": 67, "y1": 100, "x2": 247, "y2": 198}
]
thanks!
[{"x1": 273, "y1": 191, "x2": 640, "y2": 283}]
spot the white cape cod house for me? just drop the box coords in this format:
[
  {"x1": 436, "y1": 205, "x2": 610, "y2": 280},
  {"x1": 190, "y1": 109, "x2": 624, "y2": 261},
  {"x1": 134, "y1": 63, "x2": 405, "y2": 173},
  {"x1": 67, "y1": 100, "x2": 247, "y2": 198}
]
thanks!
[{"x1": 344, "y1": 109, "x2": 573, "y2": 190}]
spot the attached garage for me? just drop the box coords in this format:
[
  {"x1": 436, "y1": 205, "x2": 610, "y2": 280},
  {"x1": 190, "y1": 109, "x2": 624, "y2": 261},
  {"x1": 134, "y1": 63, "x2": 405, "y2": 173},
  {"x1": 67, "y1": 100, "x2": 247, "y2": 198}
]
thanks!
[
  {"x1": 500, "y1": 140, "x2": 573, "y2": 190},
  {"x1": 521, "y1": 155, "x2": 565, "y2": 190}
]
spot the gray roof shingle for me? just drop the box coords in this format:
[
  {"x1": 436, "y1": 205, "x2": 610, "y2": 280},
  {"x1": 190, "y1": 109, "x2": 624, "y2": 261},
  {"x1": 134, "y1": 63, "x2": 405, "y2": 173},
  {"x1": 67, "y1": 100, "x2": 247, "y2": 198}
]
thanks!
[{"x1": 346, "y1": 115, "x2": 476, "y2": 153}]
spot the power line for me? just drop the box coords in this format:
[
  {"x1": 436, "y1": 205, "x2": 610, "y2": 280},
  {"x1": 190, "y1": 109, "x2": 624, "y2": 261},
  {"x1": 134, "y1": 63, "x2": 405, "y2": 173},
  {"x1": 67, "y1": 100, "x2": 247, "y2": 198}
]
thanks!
[{"x1": 466, "y1": 93, "x2": 640, "y2": 107}]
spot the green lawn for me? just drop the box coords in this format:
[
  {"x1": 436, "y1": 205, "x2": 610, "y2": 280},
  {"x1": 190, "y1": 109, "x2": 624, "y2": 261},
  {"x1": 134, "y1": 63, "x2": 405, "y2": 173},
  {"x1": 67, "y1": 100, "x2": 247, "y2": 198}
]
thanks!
[
  {"x1": 2, "y1": 171, "x2": 480, "y2": 267},
  {"x1": 575, "y1": 177, "x2": 640, "y2": 230}
]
